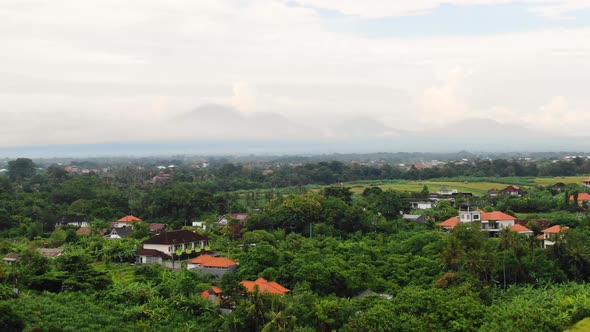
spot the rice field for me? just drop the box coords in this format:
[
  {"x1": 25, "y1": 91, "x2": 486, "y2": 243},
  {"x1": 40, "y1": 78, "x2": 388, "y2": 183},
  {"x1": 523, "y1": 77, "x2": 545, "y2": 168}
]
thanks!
[
  {"x1": 346, "y1": 181, "x2": 511, "y2": 195},
  {"x1": 343, "y1": 176, "x2": 590, "y2": 196}
]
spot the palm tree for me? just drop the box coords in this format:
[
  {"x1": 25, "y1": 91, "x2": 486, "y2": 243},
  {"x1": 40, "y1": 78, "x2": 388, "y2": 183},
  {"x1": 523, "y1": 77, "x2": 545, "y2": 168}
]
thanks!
[{"x1": 262, "y1": 296, "x2": 296, "y2": 332}]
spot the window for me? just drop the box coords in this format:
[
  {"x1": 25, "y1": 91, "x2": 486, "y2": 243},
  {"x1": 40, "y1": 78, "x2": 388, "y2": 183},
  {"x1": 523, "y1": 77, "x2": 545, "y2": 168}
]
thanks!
[{"x1": 473, "y1": 214, "x2": 480, "y2": 220}]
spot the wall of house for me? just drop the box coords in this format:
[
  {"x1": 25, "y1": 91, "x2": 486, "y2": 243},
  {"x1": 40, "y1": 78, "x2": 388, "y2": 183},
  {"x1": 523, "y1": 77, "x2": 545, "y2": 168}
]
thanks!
[
  {"x1": 114, "y1": 222, "x2": 133, "y2": 228},
  {"x1": 497, "y1": 220, "x2": 515, "y2": 229},
  {"x1": 137, "y1": 255, "x2": 162, "y2": 264},
  {"x1": 144, "y1": 243, "x2": 173, "y2": 254}
]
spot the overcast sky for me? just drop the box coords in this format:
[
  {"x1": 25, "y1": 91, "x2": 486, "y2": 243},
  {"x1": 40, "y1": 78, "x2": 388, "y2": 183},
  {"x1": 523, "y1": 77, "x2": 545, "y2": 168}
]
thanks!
[{"x1": 1, "y1": 0, "x2": 590, "y2": 149}]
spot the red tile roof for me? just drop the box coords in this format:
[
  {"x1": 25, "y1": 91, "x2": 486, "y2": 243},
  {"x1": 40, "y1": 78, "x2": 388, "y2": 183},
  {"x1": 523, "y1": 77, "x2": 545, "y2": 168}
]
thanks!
[
  {"x1": 149, "y1": 223, "x2": 166, "y2": 232},
  {"x1": 510, "y1": 224, "x2": 532, "y2": 233},
  {"x1": 537, "y1": 234, "x2": 545, "y2": 240},
  {"x1": 201, "y1": 286, "x2": 223, "y2": 300},
  {"x1": 241, "y1": 278, "x2": 290, "y2": 295},
  {"x1": 229, "y1": 213, "x2": 250, "y2": 222},
  {"x1": 117, "y1": 215, "x2": 142, "y2": 223},
  {"x1": 76, "y1": 227, "x2": 92, "y2": 236},
  {"x1": 542, "y1": 225, "x2": 568, "y2": 234},
  {"x1": 481, "y1": 211, "x2": 515, "y2": 220},
  {"x1": 439, "y1": 216, "x2": 459, "y2": 229},
  {"x1": 190, "y1": 255, "x2": 237, "y2": 268},
  {"x1": 570, "y1": 193, "x2": 590, "y2": 201},
  {"x1": 200, "y1": 290, "x2": 209, "y2": 299},
  {"x1": 583, "y1": 178, "x2": 590, "y2": 183}
]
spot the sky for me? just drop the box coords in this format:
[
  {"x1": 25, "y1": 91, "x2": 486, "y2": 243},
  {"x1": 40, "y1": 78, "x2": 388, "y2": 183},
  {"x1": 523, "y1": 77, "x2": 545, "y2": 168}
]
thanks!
[{"x1": 1, "y1": 0, "x2": 590, "y2": 153}]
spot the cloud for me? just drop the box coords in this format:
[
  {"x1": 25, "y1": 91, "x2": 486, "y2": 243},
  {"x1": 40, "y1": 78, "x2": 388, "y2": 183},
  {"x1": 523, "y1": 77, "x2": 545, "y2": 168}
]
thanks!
[
  {"x1": 231, "y1": 82, "x2": 259, "y2": 113},
  {"x1": 415, "y1": 67, "x2": 472, "y2": 127},
  {"x1": 0, "y1": 1, "x2": 590, "y2": 150},
  {"x1": 288, "y1": 0, "x2": 590, "y2": 19}
]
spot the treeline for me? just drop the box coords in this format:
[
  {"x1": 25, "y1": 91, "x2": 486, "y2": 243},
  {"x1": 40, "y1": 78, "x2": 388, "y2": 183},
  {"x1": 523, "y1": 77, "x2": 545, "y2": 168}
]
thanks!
[{"x1": 186, "y1": 158, "x2": 590, "y2": 189}]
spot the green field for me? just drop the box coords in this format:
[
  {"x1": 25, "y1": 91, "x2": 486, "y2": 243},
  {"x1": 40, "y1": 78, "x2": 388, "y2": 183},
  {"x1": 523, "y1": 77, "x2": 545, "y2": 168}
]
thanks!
[
  {"x1": 533, "y1": 176, "x2": 589, "y2": 186},
  {"x1": 346, "y1": 181, "x2": 511, "y2": 196},
  {"x1": 567, "y1": 317, "x2": 590, "y2": 332},
  {"x1": 342, "y1": 176, "x2": 589, "y2": 196}
]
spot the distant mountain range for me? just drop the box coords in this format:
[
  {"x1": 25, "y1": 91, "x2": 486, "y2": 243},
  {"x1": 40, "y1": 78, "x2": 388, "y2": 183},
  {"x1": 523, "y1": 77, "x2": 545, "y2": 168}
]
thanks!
[{"x1": 1, "y1": 105, "x2": 588, "y2": 158}]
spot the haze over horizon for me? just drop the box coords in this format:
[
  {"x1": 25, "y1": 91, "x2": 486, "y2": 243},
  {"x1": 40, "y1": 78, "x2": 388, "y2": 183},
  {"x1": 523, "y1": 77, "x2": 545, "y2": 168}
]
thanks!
[{"x1": 2, "y1": 0, "x2": 590, "y2": 155}]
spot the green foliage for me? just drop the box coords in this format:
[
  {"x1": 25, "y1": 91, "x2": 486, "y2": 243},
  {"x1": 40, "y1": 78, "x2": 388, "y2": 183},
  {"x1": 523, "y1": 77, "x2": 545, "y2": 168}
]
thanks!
[{"x1": 7, "y1": 158, "x2": 36, "y2": 182}]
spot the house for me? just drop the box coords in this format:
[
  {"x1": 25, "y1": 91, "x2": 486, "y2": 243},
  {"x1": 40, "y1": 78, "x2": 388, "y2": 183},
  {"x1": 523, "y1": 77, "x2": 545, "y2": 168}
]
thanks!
[
  {"x1": 541, "y1": 225, "x2": 568, "y2": 248},
  {"x1": 37, "y1": 248, "x2": 65, "y2": 258},
  {"x1": 149, "y1": 223, "x2": 167, "y2": 234},
  {"x1": 188, "y1": 255, "x2": 238, "y2": 279},
  {"x1": 218, "y1": 213, "x2": 250, "y2": 238},
  {"x1": 402, "y1": 214, "x2": 427, "y2": 224},
  {"x1": 55, "y1": 215, "x2": 89, "y2": 228},
  {"x1": 353, "y1": 289, "x2": 393, "y2": 300},
  {"x1": 106, "y1": 227, "x2": 134, "y2": 239},
  {"x1": 439, "y1": 210, "x2": 516, "y2": 236},
  {"x1": 409, "y1": 199, "x2": 435, "y2": 210},
  {"x1": 192, "y1": 221, "x2": 207, "y2": 230},
  {"x1": 569, "y1": 193, "x2": 590, "y2": 203},
  {"x1": 135, "y1": 249, "x2": 168, "y2": 264},
  {"x1": 510, "y1": 224, "x2": 533, "y2": 237},
  {"x1": 487, "y1": 189, "x2": 500, "y2": 197},
  {"x1": 113, "y1": 215, "x2": 142, "y2": 228},
  {"x1": 500, "y1": 185, "x2": 522, "y2": 197},
  {"x1": 3, "y1": 253, "x2": 20, "y2": 265},
  {"x1": 241, "y1": 277, "x2": 290, "y2": 295},
  {"x1": 76, "y1": 227, "x2": 107, "y2": 236},
  {"x1": 437, "y1": 186, "x2": 458, "y2": 196},
  {"x1": 217, "y1": 213, "x2": 250, "y2": 226},
  {"x1": 201, "y1": 286, "x2": 223, "y2": 305},
  {"x1": 139, "y1": 230, "x2": 208, "y2": 260},
  {"x1": 76, "y1": 227, "x2": 92, "y2": 236},
  {"x1": 583, "y1": 178, "x2": 590, "y2": 188}
]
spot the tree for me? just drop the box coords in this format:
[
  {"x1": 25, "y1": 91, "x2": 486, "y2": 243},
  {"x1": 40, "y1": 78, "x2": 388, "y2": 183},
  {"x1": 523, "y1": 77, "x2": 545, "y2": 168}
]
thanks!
[
  {"x1": 321, "y1": 186, "x2": 353, "y2": 205},
  {"x1": 8, "y1": 158, "x2": 36, "y2": 181},
  {"x1": 421, "y1": 185, "x2": 429, "y2": 198},
  {"x1": 0, "y1": 303, "x2": 24, "y2": 332},
  {"x1": 373, "y1": 190, "x2": 409, "y2": 220}
]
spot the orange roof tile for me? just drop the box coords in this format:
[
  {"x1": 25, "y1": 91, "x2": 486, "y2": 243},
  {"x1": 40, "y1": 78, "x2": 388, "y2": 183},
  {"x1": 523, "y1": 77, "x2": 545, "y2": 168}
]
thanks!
[
  {"x1": 537, "y1": 234, "x2": 545, "y2": 240},
  {"x1": 583, "y1": 178, "x2": 590, "y2": 183},
  {"x1": 201, "y1": 286, "x2": 223, "y2": 300},
  {"x1": 190, "y1": 255, "x2": 237, "y2": 268},
  {"x1": 241, "y1": 278, "x2": 290, "y2": 295},
  {"x1": 481, "y1": 211, "x2": 515, "y2": 220},
  {"x1": 570, "y1": 193, "x2": 590, "y2": 201},
  {"x1": 76, "y1": 227, "x2": 92, "y2": 236},
  {"x1": 510, "y1": 224, "x2": 532, "y2": 233},
  {"x1": 439, "y1": 216, "x2": 459, "y2": 229},
  {"x1": 542, "y1": 225, "x2": 568, "y2": 234},
  {"x1": 201, "y1": 290, "x2": 210, "y2": 300},
  {"x1": 117, "y1": 215, "x2": 142, "y2": 222}
]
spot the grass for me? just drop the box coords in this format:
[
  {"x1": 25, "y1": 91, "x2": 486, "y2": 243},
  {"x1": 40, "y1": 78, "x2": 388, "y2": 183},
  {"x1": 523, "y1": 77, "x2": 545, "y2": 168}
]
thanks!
[
  {"x1": 533, "y1": 176, "x2": 589, "y2": 186},
  {"x1": 344, "y1": 180, "x2": 519, "y2": 196},
  {"x1": 92, "y1": 262, "x2": 138, "y2": 285},
  {"x1": 341, "y1": 176, "x2": 590, "y2": 196},
  {"x1": 566, "y1": 317, "x2": 590, "y2": 332}
]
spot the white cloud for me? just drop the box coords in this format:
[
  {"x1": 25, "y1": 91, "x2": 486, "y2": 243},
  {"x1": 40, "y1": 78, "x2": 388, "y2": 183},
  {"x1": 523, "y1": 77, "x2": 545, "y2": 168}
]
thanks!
[
  {"x1": 289, "y1": 0, "x2": 590, "y2": 19},
  {"x1": 0, "y1": 0, "x2": 589, "y2": 148},
  {"x1": 415, "y1": 67, "x2": 471, "y2": 127},
  {"x1": 231, "y1": 82, "x2": 259, "y2": 113}
]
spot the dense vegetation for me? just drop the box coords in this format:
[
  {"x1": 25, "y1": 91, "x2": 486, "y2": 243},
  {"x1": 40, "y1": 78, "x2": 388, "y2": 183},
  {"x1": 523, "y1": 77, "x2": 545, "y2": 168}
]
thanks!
[{"x1": 1, "y1": 157, "x2": 590, "y2": 331}]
